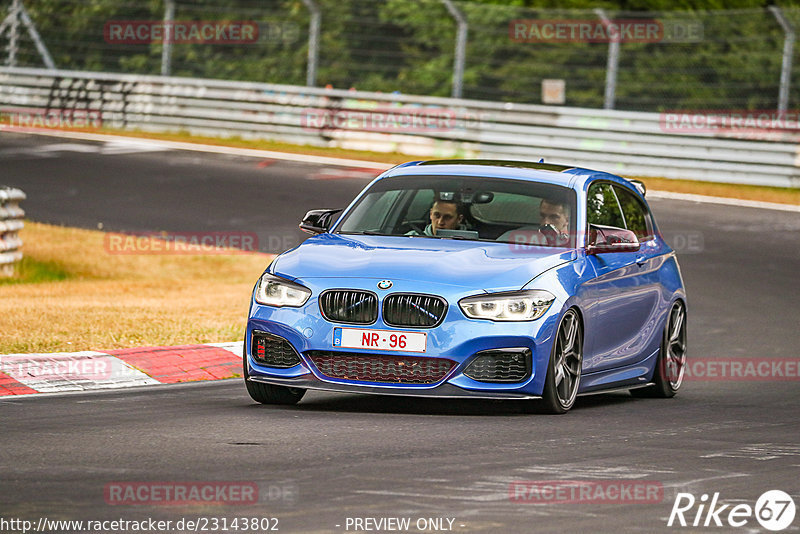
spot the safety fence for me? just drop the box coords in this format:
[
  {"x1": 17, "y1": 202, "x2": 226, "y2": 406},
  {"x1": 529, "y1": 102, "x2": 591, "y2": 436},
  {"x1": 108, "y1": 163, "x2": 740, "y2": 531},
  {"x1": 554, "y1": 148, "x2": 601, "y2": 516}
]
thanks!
[
  {"x1": 0, "y1": 185, "x2": 25, "y2": 277},
  {"x1": 0, "y1": 66, "x2": 798, "y2": 188},
  {"x1": 2, "y1": 1, "x2": 800, "y2": 114}
]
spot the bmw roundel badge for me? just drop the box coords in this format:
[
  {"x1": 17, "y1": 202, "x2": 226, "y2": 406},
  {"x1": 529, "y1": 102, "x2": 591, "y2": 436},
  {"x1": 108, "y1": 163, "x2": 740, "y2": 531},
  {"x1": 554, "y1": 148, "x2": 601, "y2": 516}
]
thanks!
[{"x1": 377, "y1": 280, "x2": 393, "y2": 290}]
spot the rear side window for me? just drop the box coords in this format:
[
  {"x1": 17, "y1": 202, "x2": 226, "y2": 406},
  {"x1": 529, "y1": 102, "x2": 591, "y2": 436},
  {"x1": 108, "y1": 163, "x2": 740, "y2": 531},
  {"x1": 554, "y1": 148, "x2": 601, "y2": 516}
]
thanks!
[
  {"x1": 586, "y1": 182, "x2": 624, "y2": 228},
  {"x1": 613, "y1": 185, "x2": 653, "y2": 240}
]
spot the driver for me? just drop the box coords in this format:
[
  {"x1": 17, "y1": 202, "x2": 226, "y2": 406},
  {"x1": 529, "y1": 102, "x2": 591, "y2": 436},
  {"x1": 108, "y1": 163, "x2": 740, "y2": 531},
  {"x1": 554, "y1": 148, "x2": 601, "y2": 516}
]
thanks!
[
  {"x1": 407, "y1": 199, "x2": 468, "y2": 236},
  {"x1": 496, "y1": 197, "x2": 570, "y2": 244}
]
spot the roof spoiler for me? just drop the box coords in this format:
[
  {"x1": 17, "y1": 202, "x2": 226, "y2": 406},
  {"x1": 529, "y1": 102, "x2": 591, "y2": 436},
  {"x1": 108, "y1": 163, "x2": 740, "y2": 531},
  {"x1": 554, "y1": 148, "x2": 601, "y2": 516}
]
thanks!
[{"x1": 626, "y1": 178, "x2": 646, "y2": 197}]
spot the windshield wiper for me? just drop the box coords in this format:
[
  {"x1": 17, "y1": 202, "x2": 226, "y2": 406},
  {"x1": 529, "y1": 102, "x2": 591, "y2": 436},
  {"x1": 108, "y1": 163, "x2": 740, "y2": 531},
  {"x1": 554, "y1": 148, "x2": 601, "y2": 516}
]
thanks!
[
  {"x1": 405, "y1": 234, "x2": 477, "y2": 241},
  {"x1": 339, "y1": 230, "x2": 387, "y2": 236}
]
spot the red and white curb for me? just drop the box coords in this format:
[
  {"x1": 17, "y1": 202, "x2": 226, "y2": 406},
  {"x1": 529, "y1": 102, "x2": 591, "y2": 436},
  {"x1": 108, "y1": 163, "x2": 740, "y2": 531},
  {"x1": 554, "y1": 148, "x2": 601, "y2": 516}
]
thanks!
[{"x1": 0, "y1": 342, "x2": 242, "y2": 396}]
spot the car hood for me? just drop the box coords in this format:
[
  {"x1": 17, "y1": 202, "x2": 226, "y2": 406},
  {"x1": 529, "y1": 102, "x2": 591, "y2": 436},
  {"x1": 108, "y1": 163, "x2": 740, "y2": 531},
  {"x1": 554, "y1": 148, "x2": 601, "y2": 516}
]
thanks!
[{"x1": 270, "y1": 233, "x2": 575, "y2": 292}]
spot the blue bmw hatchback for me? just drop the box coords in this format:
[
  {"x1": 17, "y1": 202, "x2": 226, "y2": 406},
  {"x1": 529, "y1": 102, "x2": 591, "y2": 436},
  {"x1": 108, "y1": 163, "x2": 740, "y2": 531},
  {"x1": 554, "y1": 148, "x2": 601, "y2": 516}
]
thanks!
[{"x1": 244, "y1": 160, "x2": 687, "y2": 413}]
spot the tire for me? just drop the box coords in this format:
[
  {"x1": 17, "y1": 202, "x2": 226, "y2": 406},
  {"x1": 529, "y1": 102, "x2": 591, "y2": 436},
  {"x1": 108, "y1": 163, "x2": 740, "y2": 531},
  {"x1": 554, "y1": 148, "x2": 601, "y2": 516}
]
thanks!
[
  {"x1": 631, "y1": 300, "x2": 687, "y2": 399},
  {"x1": 530, "y1": 308, "x2": 583, "y2": 414},
  {"x1": 243, "y1": 345, "x2": 306, "y2": 405}
]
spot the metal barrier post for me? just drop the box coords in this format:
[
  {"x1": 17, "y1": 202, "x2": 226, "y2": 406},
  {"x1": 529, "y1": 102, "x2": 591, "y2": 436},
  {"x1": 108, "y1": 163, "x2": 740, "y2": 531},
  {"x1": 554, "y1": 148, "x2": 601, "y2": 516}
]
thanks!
[
  {"x1": 302, "y1": 0, "x2": 321, "y2": 87},
  {"x1": 0, "y1": 186, "x2": 25, "y2": 277},
  {"x1": 441, "y1": 0, "x2": 467, "y2": 99},
  {"x1": 161, "y1": 0, "x2": 175, "y2": 76},
  {"x1": 769, "y1": 6, "x2": 795, "y2": 116},
  {"x1": 595, "y1": 8, "x2": 619, "y2": 111},
  {"x1": 1, "y1": 0, "x2": 55, "y2": 69},
  {"x1": 4, "y1": 0, "x2": 21, "y2": 67}
]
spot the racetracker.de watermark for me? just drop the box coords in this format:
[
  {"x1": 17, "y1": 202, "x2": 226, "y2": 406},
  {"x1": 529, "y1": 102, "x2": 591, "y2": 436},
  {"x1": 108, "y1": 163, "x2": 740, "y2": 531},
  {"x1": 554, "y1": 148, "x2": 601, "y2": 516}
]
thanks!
[
  {"x1": 504, "y1": 230, "x2": 704, "y2": 254},
  {"x1": 300, "y1": 107, "x2": 480, "y2": 133},
  {"x1": 105, "y1": 482, "x2": 258, "y2": 506},
  {"x1": 509, "y1": 480, "x2": 664, "y2": 504},
  {"x1": 0, "y1": 356, "x2": 114, "y2": 381},
  {"x1": 1, "y1": 108, "x2": 102, "y2": 131},
  {"x1": 510, "y1": 19, "x2": 653, "y2": 43},
  {"x1": 509, "y1": 19, "x2": 702, "y2": 43},
  {"x1": 661, "y1": 110, "x2": 800, "y2": 141},
  {"x1": 683, "y1": 358, "x2": 800, "y2": 382},
  {"x1": 103, "y1": 231, "x2": 259, "y2": 255},
  {"x1": 104, "y1": 20, "x2": 259, "y2": 44},
  {"x1": 510, "y1": 19, "x2": 702, "y2": 43}
]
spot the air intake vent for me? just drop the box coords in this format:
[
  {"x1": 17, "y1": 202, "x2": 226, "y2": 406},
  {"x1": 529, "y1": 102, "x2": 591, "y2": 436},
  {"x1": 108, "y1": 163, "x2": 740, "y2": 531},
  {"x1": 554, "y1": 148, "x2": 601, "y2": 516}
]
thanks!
[
  {"x1": 251, "y1": 331, "x2": 301, "y2": 368},
  {"x1": 463, "y1": 349, "x2": 531, "y2": 383},
  {"x1": 383, "y1": 293, "x2": 447, "y2": 328},
  {"x1": 307, "y1": 351, "x2": 455, "y2": 384}
]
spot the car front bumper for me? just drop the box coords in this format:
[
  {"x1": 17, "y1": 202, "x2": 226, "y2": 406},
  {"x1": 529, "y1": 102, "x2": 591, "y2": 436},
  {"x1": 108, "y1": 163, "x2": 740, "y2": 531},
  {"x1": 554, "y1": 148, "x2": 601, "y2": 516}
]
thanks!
[{"x1": 245, "y1": 295, "x2": 563, "y2": 398}]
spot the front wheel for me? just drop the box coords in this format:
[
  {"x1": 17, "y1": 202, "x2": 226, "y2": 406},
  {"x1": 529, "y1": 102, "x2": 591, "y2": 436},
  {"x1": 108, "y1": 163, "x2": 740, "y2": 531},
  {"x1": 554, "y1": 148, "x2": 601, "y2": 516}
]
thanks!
[
  {"x1": 243, "y1": 347, "x2": 306, "y2": 405},
  {"x1": 531, "y1": 308, "x2": 583, "y2": 414},
  {"x1": 631, "y1": 300, "x2": 686, "y2": 398}
]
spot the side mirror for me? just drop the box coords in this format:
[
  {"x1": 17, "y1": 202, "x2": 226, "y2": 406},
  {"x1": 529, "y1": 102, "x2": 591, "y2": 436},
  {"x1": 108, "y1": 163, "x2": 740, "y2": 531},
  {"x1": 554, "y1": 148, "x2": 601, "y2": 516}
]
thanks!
[
  {"x1": 299, "y1": 209, "x2": 342, "y2": 235},
  {"x1": 587, "y1": 225, "x2": 640, "y2": 254}
]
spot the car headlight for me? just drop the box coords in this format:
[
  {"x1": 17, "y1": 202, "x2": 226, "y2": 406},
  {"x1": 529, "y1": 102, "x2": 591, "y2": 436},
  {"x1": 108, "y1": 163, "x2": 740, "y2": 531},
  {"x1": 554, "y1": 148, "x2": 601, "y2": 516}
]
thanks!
[
  {"x1": 254, "y1": 273, "x2": 311, "y2": 307},
  {"x1": 459, "y1": 290, "x2": 555, "y2": 321}
]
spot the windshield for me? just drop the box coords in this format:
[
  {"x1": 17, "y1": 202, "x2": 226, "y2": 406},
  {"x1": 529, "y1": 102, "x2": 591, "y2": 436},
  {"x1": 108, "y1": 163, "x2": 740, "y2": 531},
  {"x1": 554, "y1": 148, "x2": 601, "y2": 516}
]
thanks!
[{"x1": 335, "y1": 174, "x2": 577, "y2": 248}]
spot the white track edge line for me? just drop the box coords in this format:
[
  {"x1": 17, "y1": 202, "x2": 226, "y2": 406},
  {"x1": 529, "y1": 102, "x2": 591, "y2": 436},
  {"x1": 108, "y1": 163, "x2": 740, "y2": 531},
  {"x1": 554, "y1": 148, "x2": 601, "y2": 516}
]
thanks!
[
  {"x1": 17, "y1": 129, "x2": 800, "y2": 212},
  {"x1": 19, "y1": 129, "x2": 395, "y2": 170}
]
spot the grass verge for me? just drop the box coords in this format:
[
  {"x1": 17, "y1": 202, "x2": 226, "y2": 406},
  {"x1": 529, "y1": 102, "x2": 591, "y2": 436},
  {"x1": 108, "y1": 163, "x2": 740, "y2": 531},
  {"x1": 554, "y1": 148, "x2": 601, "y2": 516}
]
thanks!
[
  {"x1": 0, "y1": 222, "x2": 271, "y2": 354},
  {"x1": 632, "y1": 176, "x2": 800, "y2": 206}
]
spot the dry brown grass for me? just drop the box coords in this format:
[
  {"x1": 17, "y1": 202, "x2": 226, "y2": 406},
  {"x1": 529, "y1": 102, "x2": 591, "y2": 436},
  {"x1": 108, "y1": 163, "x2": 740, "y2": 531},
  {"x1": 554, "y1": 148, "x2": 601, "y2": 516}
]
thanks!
[
  {"x1": 633, "y1": 176, "x2": 800, "y2": 205},
  {"x1": 0, "y1": 222, "x2": 272, "y2": 354}
]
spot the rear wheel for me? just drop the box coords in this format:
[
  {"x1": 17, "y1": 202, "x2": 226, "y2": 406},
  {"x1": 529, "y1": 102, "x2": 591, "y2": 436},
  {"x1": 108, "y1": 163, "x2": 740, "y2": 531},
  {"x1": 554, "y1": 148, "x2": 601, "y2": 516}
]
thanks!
[
  {"x1": 243, "y1": 346, "x2": 306, "y2": 405},
  {"x1": 531, "y1": 309, "x2": 583, "y2": 414},
  {"x1": 631, "y1": 300, "x2": 686, "y2": 398}
]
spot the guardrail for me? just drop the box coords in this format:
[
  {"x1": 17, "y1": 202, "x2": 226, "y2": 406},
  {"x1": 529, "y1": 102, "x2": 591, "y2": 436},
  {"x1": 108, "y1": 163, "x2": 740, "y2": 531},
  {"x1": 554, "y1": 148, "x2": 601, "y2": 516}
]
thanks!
[
  {"x1": 0, "y1": 186, "x2": 25, "y2": 277},
  {"x1": 0, "y1": 66, "x2": 798, "y2": 188}
]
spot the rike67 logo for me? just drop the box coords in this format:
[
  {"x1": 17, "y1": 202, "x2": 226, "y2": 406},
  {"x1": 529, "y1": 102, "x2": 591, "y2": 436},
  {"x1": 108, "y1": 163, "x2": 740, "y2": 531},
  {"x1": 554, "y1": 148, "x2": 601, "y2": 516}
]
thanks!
[{"x1": 668, "y1": 490, "x2": 796, "y2": 531}]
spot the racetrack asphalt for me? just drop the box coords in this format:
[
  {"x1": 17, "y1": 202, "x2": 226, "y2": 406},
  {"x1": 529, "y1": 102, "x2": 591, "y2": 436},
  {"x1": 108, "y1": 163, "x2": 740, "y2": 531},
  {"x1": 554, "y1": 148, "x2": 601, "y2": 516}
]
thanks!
[{"x1": 1, "y1": 132, "x2": 799, "y2": 533}]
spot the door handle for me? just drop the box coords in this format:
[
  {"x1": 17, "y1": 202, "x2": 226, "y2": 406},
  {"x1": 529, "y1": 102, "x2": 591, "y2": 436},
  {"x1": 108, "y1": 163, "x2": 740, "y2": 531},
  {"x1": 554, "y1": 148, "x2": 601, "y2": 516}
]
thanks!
[{"x1": 635, "y1": 255, "x2": 646, "y2": 266}]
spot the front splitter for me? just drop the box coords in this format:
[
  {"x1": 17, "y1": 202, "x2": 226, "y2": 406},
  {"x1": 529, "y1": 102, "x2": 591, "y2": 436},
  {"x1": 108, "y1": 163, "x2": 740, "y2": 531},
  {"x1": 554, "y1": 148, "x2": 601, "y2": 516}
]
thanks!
[{"x1": 247, "y1": 375, "x2": 540, "y2": 400}]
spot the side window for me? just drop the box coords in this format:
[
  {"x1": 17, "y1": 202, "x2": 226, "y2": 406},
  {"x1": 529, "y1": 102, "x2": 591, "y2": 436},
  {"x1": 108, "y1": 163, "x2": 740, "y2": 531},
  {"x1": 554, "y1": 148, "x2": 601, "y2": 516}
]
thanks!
[
  {"x1": 613, "y1": 185, "x2": 653, "y2": 240},
  {"x1": 586, "y1": 182, "x2": 624, "y2": 228},
  {"x1": 337, "y1": 189, "x2": 402, "y2": 232}
]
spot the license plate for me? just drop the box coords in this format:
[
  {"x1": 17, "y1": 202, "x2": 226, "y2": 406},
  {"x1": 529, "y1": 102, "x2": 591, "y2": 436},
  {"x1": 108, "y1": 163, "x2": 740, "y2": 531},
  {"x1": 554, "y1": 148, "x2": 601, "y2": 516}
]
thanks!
[{"x1": 333, "y1": 327, "x2": 427, "y2": 353}]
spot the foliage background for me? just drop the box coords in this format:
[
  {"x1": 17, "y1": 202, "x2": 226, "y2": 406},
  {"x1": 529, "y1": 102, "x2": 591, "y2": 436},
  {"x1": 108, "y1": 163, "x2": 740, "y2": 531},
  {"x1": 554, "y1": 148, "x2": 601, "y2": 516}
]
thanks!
[{"x1": 4, "y1": 0, "x2": 800, "y2": 111}]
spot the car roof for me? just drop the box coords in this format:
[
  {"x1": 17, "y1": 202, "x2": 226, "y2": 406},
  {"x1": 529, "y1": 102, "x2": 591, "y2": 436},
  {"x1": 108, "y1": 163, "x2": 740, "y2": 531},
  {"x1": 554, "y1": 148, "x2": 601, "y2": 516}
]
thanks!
[{"x1": 381, "y1": 159, "x2": 641, "y2": 195}]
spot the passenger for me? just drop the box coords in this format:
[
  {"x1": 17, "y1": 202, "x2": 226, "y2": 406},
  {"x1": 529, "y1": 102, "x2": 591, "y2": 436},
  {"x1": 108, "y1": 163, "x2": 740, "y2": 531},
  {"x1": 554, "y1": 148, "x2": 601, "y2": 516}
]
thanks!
[
  {"x1": 538, "y1": 197, "x2": 570, "y2": 235},
  {"x1": 496, "y1": 197, "x2": 570, "y2": 244}
]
